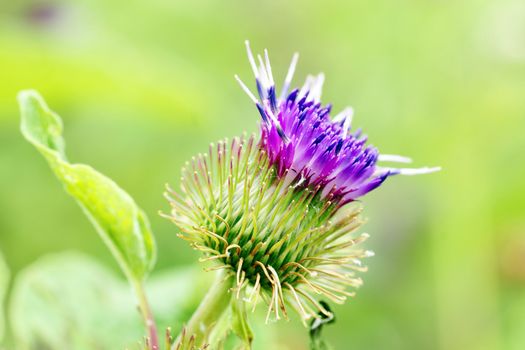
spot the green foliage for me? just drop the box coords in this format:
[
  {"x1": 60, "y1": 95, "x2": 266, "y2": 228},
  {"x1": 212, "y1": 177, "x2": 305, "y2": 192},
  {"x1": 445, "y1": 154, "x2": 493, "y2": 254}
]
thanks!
[
  {"x1": 18, "y1": 90, "x2": 156, "y2": 283},
  {"x1": 8, "y1": 252, "x2": 211, "y2": 350},
  {"x1": 204, "y1": 288, "x2": 254, "y2": 350},
  {"x1": 0, "y1": 251, "x2": 8, "y2": 344},
  {"x1": 229, "y1": 294, "x2": 253, "y2": 350},
  {"x1": 1, "y1": 1, "x2": 524, "y2": 348},
  {"x1": 7, "y1": 252, "x2": 280, "y2": 350}
]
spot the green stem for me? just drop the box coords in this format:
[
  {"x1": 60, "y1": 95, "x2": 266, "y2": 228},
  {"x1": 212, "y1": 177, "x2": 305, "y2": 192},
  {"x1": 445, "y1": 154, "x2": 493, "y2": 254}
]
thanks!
[
  {"x1": 134, "y1": 280, "x2": 159, "y2": 350},
  {"x1": 173, "y1": 270, "x2": 234, "y2": 349}
]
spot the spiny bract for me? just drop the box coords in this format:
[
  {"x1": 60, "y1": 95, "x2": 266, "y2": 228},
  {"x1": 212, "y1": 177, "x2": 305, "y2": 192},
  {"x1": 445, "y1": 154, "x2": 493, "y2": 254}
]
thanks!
[{"x1": 163, "y1": 41, "x2": 439, "y2": 323}]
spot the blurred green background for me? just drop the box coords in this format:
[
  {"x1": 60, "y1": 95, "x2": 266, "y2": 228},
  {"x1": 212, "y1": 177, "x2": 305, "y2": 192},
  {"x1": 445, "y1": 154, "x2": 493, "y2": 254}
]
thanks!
[{"x1": 1, "y1": 0, "x2": 525, "y2": 349}]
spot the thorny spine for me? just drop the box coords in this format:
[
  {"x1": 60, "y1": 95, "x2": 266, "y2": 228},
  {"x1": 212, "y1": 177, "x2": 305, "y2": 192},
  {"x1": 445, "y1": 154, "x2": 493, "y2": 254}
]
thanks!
[{"x1": 163, "y1": 133, "x2": 372, "y2": 324}]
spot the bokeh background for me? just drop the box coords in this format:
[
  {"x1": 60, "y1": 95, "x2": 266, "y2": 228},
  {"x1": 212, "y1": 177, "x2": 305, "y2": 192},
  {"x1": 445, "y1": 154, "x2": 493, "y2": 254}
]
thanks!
[{"x1": 1, "y1": 0, "x2": 525, "y2": 349}]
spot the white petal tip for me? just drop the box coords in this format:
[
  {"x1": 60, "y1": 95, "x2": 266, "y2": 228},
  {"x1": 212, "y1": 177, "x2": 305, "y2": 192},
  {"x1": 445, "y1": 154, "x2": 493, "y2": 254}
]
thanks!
[
  {"x1": 365, "y1": 250, "x2": 375, "y2": 257},
  {"x1": 398, "y1": 166, "x2": 441, "y2": 175},
  {"x1": 234, "y1": 75, "x2": 259, "y2": 103},
  {"x1": 378, "y1": 154, "x2": 413, "y2": 164}
]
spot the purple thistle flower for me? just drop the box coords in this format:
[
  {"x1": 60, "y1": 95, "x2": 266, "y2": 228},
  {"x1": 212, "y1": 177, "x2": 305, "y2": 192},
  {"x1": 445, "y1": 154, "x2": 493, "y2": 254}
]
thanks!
[
  {"x1": 236, "y1": 41, "x2": 439, "y2": 205},
  {"x1": 164, "y1": 42, "x2": 439, "y2": 326}
]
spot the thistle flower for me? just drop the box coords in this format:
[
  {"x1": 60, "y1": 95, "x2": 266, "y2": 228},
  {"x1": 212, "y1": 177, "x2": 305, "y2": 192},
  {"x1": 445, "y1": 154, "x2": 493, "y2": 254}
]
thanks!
[{"x1": 164, "y1": 42, "x2": 438, "y2": 324}]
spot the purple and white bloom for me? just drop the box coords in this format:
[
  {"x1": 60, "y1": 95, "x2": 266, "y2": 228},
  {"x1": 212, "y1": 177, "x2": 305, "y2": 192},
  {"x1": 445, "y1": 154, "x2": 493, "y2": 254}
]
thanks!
[
  {"x1": 165, "y1": 42, "x2": 439, "y2": 324},
  {"x1": 236, "y1": 41, "x2": 439, "y2": 206}
]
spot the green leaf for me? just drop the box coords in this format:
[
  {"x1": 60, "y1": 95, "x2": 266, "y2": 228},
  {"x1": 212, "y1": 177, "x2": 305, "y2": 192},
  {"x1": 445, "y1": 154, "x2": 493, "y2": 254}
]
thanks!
[
  {"x1": 230, "y1": 295, "x2": 253, "y2": 350},
  {"x1": 9, "y1": 252, "x2": 212, "y2": 350},
  {"x1": 18, "y1": 90, "x2": 156, "y2": 282},
  {"x1": 206, "y1": 292, "x2": 253, "y2": 350},
  {"x1": 0, "y1": 251, "x2": 9, "y2": 343}
]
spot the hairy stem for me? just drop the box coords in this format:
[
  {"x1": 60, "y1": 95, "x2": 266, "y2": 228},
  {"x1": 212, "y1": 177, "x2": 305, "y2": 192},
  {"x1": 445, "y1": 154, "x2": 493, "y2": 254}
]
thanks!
[
  {"x1": 134, "y1": 280, "x2": 159, "y2": 349},
  {"x1": 173, "y1": 270, "x2": 234, "y2": 349}
]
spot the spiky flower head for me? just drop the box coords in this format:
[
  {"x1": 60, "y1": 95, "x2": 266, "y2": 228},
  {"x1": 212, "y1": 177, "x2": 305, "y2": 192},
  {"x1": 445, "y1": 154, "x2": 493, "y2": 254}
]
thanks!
[{"x1": 164, "y1": 42, "x2": 438, "y2": 323}]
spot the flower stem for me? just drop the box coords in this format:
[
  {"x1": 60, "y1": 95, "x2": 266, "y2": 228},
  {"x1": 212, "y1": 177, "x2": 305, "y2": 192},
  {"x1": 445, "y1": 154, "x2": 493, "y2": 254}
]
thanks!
[
  {"x1": 173, "y1": 270, "x2": 234, "y2": 349},
  {"x1": 134, "y1": 280, "x2": 159, "y2": 350}
]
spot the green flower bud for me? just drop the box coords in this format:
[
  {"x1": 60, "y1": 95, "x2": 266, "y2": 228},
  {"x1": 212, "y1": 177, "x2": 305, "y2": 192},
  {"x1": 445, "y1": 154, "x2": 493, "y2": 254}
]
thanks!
[{"x1": 164, "y1": 134, "x2": 371, "y2": 323}]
